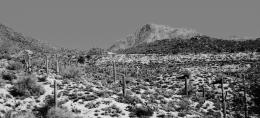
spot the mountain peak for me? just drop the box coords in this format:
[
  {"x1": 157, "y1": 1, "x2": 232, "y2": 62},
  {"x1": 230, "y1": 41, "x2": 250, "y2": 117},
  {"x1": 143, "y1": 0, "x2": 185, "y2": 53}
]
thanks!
[
  {"x1": 137, "y1": 23, "x2": 199, "y2": 41},
  {"x1": 109, "y1": 23, "x2": 200, "y2": 52}
]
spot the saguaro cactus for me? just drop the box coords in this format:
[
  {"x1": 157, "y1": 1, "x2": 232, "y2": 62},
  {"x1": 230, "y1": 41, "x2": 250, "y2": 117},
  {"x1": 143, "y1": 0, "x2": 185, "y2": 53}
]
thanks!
[
  {"x1": 184, "y1": 71, "x2": 191, "y2": 96},
  {"x1": 56, "y1": 54, "x2": 59, "y2": 74},
  {"x1": 124, "y1": 63, "x2": 127, "y2": 77},
  {"x1": 221, "y1": 76, "x2": 226, "y2": 118},
  {"x1": 202, "y1": 85, "x2": 205, "y2": 100},
  {"x1": 45, "y1": 55, "x2": 49, "y2": 75},
  {"x1": 25, "y1": 52, "x2": 31, "y2": 74},
  {"x1": 28, "y1": 54, "x2": 31, "y2": 73},
  {"x1": 243, "y1": 73, "x2": 248, "y2": 118},
  {"x1": 54, "y1": 80, "x2": 57, "y2": 108},
  {"x1": 113, "y1": 60, "x2": 116, "y2": 82},
  {"x1": 185, "y1": 75, "x2": 188, "y2": 96},
  {"x1": 122, "y1": 74, "x2": 126, "y2": 97}
]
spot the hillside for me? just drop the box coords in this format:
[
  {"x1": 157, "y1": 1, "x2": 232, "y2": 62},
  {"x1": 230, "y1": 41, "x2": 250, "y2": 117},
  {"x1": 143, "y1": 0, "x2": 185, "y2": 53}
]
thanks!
[
  {"x1": 108, "y1": 23, "x2": 199, "y2": 52},
  {"x1": 118, "y1": 35, "x2": 260, "y2": 54},
  {"x1": 109, "y1": 24, "x2": 260, "y2": 54},
  {"x1": 0, "y1": 23, "x2": 57, "y2": 55}
]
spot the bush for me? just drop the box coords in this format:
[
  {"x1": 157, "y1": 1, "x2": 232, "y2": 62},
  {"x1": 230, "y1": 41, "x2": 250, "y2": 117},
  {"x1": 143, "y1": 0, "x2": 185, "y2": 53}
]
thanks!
[
  {"x1": 34, "y1": 95, "x2": 55, "y2": 117},
  {"x1": 177, "y1": 112, "x2": 186, "y2": 117},
  {"x1": 85, "y1": 101, "x2": 101, "y2": 109},
  {"x1": 6, "y1": 61, "x2": 23, "y2": 70},
  {"x1": 37, "y1": 74, "x2": 47, "y2": 82},
  {"x1": 47, "y1": 107, "x2": 75, "y2": 118},
  {"x1": 9, "y1": 75, "x2": 45, "y2": 97},
  {"x1": 175, "y1": 98, "x2": 191, "y2": 112},
  {"x1": 0, "y1": 54, "x2": 11, "y2": 60},
  {"x1": 77, "y1": 56, "x2": 85, "y2": 64},
  {"x1": 95, "y1": 90, "x2": 114, "y2": 98},
  {"x1": 162, "y1": 100, "x2": 177, "y2": 112},
  {"x1": 61, "y1": 66, "x2": 82, "y2": 80},
  {"x1": 116, "y1": 95, "x2": 143, "y2": 105},
  {"x1": 101, "y1": 104, "x2": 122, "y2": 117},
  {"x1": 1, "y1": 71, "x2": 17, "y2": 81},
  {"x1": 128, "y1": 105, "x2": 154, "y2": 118},
  {"x1": 5, "y1": 111, "x2": 36, "y2": 118},
  {"x1": 0, "y1": 78, "x2": 6, "y2": 87}
]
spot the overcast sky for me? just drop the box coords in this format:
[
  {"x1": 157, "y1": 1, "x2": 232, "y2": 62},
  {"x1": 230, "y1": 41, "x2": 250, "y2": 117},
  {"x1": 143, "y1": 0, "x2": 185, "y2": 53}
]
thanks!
[{"x1": 0, "y1": 0, "x2": 260, "y2": 50}]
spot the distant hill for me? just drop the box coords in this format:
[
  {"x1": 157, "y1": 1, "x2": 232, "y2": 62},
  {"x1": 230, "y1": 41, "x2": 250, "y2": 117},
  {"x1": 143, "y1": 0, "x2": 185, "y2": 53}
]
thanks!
[
  {"x1": 108, "y1": 23, "x2": 199, "y2": 52},
  {"x1": 0, "y1": 23, "x2": 57, "y2": 55},
  {"x1": 118, "y1": 35, "x2": 260, "y2": 54},
  {"x1": 109, "y1": 23, "x2": 260, "y2": 54}
]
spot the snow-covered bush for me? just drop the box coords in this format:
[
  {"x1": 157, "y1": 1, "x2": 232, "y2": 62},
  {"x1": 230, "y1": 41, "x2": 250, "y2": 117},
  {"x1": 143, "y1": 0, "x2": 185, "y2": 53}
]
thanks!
[
  {"x1": 6, "y1": 61, "x2": 23, "y2": 71},
  {"x1": 60, "y1": 66, "x2": 82, "y2": 80},
  {"x1": 9, "y1": 75, "x2": 45, "y2": 97},
  {"x1": 5, "y1": 111, "x2": 36, "y2": 118},
  {"x1": 47, "y1": 107, "x2": 75, "y2": 118}
]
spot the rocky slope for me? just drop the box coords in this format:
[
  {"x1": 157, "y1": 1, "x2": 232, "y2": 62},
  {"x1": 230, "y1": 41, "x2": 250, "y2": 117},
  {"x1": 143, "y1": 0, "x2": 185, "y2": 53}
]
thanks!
[
  {"x1": 0, "y1": 23, "x2": 57, "y2": 54},
  {"x1": 109, "y1": 24, "x2": 260, "y2": 54},
  {"x1": 108, "y1": 23, "x2": 199, "y2": 52}
]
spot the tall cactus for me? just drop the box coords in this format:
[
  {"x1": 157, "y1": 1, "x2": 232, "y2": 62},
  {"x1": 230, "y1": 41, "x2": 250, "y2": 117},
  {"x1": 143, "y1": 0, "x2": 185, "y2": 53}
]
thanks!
[
  {"x1": 185, "y1": 75, "x2": 188, "y2": 96},
  {"x1": 243, "y1": 73, "x2": 248, "y2": 118},
  {"x1": 113, "y1": 60, "x2": 116, "y2": 82},
  {"x1": 202, "y1": 85, "x2": 205, "y2": 101},
  {"x1": 54, "y1": 80, "x2": 57, "y2": 109},
  {"x1": 25, "y1": 52, "x2": 31, "y2": 74},
  {"x1": 56, "y1": 54, "x2": 59, "y2": 74},
  {"x1": 136, "y1": 66, "x2": 139, "y2": 86},
  {"x1": 221, "y1": 76, "x2": 226, "y2": 118},
  {"x1": 28, "y1": 53, "x2": 31, "y2": 73},
  {"x1": 122, "y1": 74, "x2": 126, "y2": 97},
  {"x1": 45, "y1": 55, "x2": 49, "y2": 75},
  {"x1": 124, "y1": 63, "x2": 127, "y2": 77}
]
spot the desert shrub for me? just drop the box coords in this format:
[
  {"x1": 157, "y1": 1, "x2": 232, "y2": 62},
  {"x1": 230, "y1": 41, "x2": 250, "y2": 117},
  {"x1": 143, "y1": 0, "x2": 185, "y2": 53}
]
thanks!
[
  {"x1": 37, "y1": 74, "x2": 47, "y2": 82},
  {"x1": 101, "y1": 100, "x2": 112, "y2": 105},
  {"x1": 95, "y1": 90, "x2": 113, "y2": 98},
  {"x1": 47, "y1": 107, "x2": 75, "y2": 118},
  {"x1": 6, "y1": 111, "x2": 36, "y2": 118},
  {"x1": 34, "y1": 95, "x2": 68, "y2": 117},
  {"x1": 85, "y1": 101, "x2": 101, "y2": 109},
  {"x1": 0, "y1": 54, "x2": 11, "y2": 60},
  {"x1": 1, "y1": 71, "x2": 17, "y2": 81},
  {"x1": 34, "y1": 95, "x2": 54, "y2": 117},
  {"x1": 61, "y1": 66, "x2": 82, "y2": 80},
  {"x1": 128, "y1": 105, "x2": 154, "y2": 118},
  {"x1": 205, "y1": 110, "x2": 221, "y2": 118},
  {"x1": 82, "y1": 94, "x2": 98, "y2": 101},
  {"x1": 0, "y1": 78, "x2": 6, "y2": 87},
  {"x1": 9, "y1": 75, "x2": 45, "y2": 97},
  {"x1": 175, "y1": 98, "x2": 191, "y2": 112},
  {"x1": 205, "y1": 91, "x2": 216, "y2": 100},
  {"x1": 116, "y1": 95, "x2": 143, "y2": 105},
  {"x1": 101, "y1": 104, "x2": 122, "y2": 117},
  {"x1": 161, "y1": 90, "x2": 174, "y2": 98},
  {"x1": 176, "y1": 85, "x2": 195, "y2": 96},
  {"x1": 77, "y1": 56, "x2": 85, "y2": 64},
  {"x1": 6, "y1": 61, "x2": 23, "y2": 70},
  {"x1": 125, "y1": 90, "x2": 134, "y2": 96},
  {"x1": 177, "y1": 112, "x2": 186, "y2": 117},
  {"x1": 162, "y1": 100, "x2": 177, "y2": 112}
]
